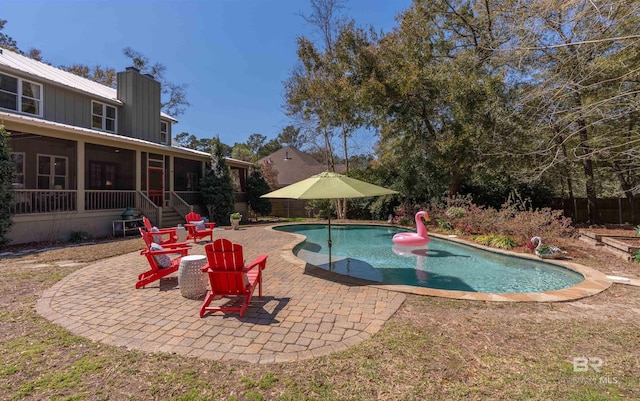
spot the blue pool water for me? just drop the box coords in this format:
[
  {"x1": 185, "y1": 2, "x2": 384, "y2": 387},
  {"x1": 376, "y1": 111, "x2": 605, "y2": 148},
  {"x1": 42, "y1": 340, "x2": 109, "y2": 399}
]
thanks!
[{"x1": 274, "y1": 224, "x2": 584, "y2": 293}]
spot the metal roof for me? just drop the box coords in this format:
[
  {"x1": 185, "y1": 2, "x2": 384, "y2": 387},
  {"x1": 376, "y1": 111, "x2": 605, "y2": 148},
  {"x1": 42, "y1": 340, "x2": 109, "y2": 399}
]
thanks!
[
  {"x1": 1, "y1": 110, "x2": 200, "y2": 159},
  {"x1": 0, "y1": 48, "x2": 177, "y2": 122}
]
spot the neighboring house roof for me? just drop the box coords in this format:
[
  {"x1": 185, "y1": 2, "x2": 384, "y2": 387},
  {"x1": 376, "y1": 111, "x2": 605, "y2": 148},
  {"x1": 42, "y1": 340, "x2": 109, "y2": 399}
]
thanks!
[
  {"x1": 258, "y1": 146, "x2": 329, "y2": 187},
  {"x1": 0, "y1": 48, "x2": 177, "y2": 122}
]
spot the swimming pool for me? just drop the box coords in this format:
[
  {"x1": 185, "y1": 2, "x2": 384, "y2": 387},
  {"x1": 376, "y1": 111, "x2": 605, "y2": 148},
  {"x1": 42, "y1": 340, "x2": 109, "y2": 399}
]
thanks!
[{"x1": 274, "y1": 224, "x2": 584, "y2": 293}]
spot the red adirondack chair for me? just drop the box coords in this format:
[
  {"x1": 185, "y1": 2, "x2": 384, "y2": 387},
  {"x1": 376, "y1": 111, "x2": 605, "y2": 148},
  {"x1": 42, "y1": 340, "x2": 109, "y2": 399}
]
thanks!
[
  {"x1": 137, "y1": 240, "x2": 190, "y2": 289},
  {"x1": 185, "y1": 212, "x2": 215, "y2": 243},
  {"x1": 200, "y1": 238, "x2": 268, "y2": 318},
  {"x1": 141, "y1": 216, "x2": 179, "y2": 246},
  {"x1": 139, "y1": 228, "x2": 191, "y2": 251}
]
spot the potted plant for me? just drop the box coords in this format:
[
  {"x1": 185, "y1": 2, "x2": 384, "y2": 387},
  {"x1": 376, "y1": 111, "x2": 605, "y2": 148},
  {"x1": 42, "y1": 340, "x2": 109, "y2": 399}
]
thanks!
[{"x1": 230, "y1": 212, "x2": 242, "y2": 230}]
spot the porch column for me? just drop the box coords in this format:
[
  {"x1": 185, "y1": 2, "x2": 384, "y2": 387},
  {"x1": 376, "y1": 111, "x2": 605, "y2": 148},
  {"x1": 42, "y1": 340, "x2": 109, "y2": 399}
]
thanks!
[
  {"x1": 169, "y1": 155, "x2": 174, "y2": 192},
  {"x1": 135, "y1": 150, "x2": 142, "y2": 191},
  {"x1": 77, "y1": 140, "x2": 85, "y2": 212}
]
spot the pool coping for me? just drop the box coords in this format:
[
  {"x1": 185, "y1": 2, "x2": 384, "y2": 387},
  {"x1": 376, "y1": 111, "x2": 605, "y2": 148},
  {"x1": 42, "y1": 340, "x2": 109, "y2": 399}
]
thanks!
[{"x1": 268, "y1": 224, "x2": 612, "y2": 302}]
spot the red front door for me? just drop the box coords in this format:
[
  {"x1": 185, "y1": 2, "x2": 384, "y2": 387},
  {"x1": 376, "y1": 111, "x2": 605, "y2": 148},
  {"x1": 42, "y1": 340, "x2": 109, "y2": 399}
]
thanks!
[{"x1": 147, "y1": 167, "x2": 163, "y2": 206}]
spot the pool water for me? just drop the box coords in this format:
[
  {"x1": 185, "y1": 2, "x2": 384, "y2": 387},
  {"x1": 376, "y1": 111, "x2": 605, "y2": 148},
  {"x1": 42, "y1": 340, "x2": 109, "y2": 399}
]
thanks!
[{"x1": 274, "y1": 224, "x2": 584, "y2": 293}]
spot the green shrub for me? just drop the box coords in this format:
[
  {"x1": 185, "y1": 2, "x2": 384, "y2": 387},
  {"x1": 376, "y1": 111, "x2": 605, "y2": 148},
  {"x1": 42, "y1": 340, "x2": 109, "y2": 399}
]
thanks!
[
  {"x1": 475, "y1": 234, "x2": 518, "y2": 250},
  {"x1": 633, "y1": 250, "x2": 640, "y2": 264},
  {"x1": 437, "y1": 219, "x2": 452, "y2": 230},
  {"x1": 0, "y1": 125, "x2": 14, "y2": 250},
  {"x1": 635, "y1": 225, "x2": 640, "y2": 237},
  {"x1": 200, "y1": 138, "x2": 234, "y2": 226},
  {"x1": 68, "y1": 231, "x2": 93, "y2": 243},
  {"x1": 246, "y1": 165, "x2": 272, "y2": 218},
  {"x1": 445, "y1": 206, "x2": 466, "y2": 218}
]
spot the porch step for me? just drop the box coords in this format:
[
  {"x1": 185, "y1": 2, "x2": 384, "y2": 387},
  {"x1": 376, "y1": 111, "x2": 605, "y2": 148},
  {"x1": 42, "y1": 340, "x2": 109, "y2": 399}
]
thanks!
[{"x1": 161, "y1": 208, "x2": 184, "y2": 229}]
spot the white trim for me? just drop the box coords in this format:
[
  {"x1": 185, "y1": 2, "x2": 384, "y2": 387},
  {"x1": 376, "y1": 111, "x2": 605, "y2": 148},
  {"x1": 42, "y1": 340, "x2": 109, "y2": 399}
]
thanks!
[
  {"x1": 160, "y1": 120, "x2": 168, "y2": 144},
  {"x1": 0, "y1": 71, "x2": 43, "y2": 117},
  {"x1": 91, "y1": 100, "x2": 117, "y2": 133},
  {"x1": 36, "y1": 153, "x2": 68, "y2": 189}
]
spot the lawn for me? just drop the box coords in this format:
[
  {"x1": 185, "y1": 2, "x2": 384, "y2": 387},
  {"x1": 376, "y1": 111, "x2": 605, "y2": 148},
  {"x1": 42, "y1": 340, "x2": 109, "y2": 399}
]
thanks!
[{"x1": 0, "y1": 231, "x2": 639, "y2": 400}]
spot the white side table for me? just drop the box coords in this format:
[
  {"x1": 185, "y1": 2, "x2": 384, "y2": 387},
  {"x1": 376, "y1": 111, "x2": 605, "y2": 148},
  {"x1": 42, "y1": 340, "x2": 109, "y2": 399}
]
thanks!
[
  {"x1": 178, "y1": 255, "x2": 208, "y2": 299},
  {"x1": 176, "y1": 225, "x2": 187, "y2": 243}
]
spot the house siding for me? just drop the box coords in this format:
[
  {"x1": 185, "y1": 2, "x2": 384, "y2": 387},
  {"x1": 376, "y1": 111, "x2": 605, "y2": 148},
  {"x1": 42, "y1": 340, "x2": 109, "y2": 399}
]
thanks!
[
  {"x1": 45, "y1": 84, "x2": 92, "y2": 128},
  {"x1": 117, "y1": 69, "x2": 161, "y2": 142}
]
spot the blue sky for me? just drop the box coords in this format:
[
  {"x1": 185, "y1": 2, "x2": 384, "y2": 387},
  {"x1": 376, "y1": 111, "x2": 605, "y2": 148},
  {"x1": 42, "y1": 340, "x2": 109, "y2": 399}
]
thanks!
[{"x1": 3, "y1": 0, "x2": 411, "y2": 149}]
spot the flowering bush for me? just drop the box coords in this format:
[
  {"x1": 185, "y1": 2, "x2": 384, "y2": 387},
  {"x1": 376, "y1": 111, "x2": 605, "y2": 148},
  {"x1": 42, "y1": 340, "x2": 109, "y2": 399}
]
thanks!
[
  {"x1": 445, "y1": 207, "x2": 466, "y2": 218},
  {"x1": 392, "y1": 205, "x2": 421, "y2": 226},
  {"x1": 230, "y1": 212, "x2": 242, "y2": 220},
  {"x1": 426, "y1": 193, "x2": 575, "y2": 250}
]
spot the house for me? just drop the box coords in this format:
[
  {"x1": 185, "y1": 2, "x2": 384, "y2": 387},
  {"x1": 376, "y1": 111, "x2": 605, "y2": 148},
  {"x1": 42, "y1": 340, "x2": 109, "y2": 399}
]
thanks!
[
  {"x1": 258, "y1": 146, "x2": 345, "y2": 218},
  {"x1": 0, "y1": 48, "x2": 252, "y2": 245},
  {"x1": 259, "y1": 146, "x2": 327, "y2": 188}
]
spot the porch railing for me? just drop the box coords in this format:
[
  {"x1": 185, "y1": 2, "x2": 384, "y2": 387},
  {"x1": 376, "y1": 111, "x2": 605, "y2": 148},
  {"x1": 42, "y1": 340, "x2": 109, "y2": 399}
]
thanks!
[
  {"x1": 12, "y1": 190, "x2": 77, "y2": 214},
  {"x1": 85, "y1": 190, "x2": 136, "y2": 211},
  {"x1": 175, "y1": 191, "x2": 202, "y2": 206},
  {"x1": 169, "y1": 192, "x2": 193, "y2": 219},
  {"x1": 136, "y1": 191, "x2": 160, "y2": 226}
]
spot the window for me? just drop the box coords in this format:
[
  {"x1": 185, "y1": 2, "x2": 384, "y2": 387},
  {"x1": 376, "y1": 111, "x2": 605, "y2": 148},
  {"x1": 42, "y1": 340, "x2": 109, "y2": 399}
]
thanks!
[
  {"x1": 92, "y1": 101, "x2": 117, "y2": 132},
  {"x1": 160, "y1": 121, "x2": 168, "y2": 144},
  {"x1": 186, "y1": 172, "x2": 198, "y2": 191},
  {"x1": 0, "y1": 72, "x2": 42, "y2": 116},
  {"x1": 89, "y1": 161, "x2": 117, "y2": 190},
  {"x1": 10, "y1": 152, "x2": 25, "y2": 187},
  {"x1": 37, "y1": 154, "x2": 67, "y2": 189}
]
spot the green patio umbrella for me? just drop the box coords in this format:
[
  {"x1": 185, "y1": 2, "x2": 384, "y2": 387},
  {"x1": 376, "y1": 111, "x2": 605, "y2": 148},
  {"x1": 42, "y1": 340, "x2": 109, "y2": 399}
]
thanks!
[{"x1": 261, "y1": 172, "x2": 397, "y2": 267}]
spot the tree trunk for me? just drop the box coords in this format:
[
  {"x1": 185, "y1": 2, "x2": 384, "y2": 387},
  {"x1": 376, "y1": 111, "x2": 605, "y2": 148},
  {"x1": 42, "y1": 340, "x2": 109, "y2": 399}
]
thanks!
[
  {"x1": 448, "y1": 161, "x2": 461, "y2": 198},
  {"x1": 558, "y1": 138, "x2": 575, "y2": 211},
  {"x1": 338, "y1": 118, "x2": 349, "y2": 219},
  {"x1": 577, "y1": 117, "x2": 598, "y2": 224}
]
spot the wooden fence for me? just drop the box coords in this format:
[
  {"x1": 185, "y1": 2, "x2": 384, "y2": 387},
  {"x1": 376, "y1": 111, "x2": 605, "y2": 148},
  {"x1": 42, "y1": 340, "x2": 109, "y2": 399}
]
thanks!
[
  {"x1": 551, "y1": 198, "x2": 640, "y2": 225},
  {"x1": 269, "y1": 199, "x2": 315, "y2": 219}
]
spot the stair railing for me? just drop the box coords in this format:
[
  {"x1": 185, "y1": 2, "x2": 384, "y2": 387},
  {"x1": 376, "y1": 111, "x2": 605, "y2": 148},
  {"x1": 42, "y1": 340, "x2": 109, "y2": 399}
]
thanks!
[
  {"x1": 136, "y1": 191, "x2": 161, "y2": 227},
  {"x1": 169, "y1": 191, "x2": 193, "y2": 219}
]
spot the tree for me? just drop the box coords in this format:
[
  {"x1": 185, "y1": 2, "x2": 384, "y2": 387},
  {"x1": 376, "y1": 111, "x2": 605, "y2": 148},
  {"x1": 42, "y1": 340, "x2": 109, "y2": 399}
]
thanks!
[
  {"x1": 367, "y1": 0, "x2": 513, "y2": 203},
  {"x1": 286, "y1": 1, "x2": 377, "y2": 218},
  {"x1": 61, "y1": 64, "x2": 117, "y2": 87},
  {"x1": 260, "y1": 160, "x2": 279, "y2": 189},
  {"x1": 174, "y1": 132, "x2": 232, "y2": 155},
  {"x1": 0, "y1": 19, "x2": 19, "y2": 52},
  {"x1": 246, "y1": 165, "x2": 273, "y2": 219},
  {"x1": 246, "y1": 133, "x2": 267, "y2": 156},
  {"x1": 0, "y1": 125, "x2": 14, "y2": 249},
  {"x1": 277, "y1": 125, "x2": 305, "y2": 149},
  {"x1": 0, "y1": 19, "x2": 42, "y2": 61},
  {"x1": 258, "y1": 139, "x2": 282, "y2": 159},
  {"x1": 200, "y1": 138, "x2": 235, "y2": 226},
  {"x1": 230, "y1": 143, "x2": 254, "y2": 162},
  {"x1": 122, "y1": 47, "x2": 190, "y2": 117},
  {"x1": 498, "y1": 0, "x2": 640, "y2": 222}
]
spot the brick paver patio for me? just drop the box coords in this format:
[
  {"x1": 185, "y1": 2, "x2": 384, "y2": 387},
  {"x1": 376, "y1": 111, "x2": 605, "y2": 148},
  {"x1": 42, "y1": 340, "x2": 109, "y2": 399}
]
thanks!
[{"x1": 36, "y1": 226, "x2": 406, "y2": 364}]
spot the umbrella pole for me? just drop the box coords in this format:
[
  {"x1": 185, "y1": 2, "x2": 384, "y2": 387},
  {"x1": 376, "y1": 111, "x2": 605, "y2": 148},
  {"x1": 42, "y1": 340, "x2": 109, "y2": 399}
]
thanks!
[{"x1": 327, "y1": 204, "x2": 332, "y2": 269}]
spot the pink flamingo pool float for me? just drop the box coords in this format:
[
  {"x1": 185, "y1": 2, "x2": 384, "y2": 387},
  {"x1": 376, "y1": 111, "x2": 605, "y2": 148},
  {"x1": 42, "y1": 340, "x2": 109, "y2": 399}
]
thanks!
[{"x1": 392, "y1": 211, "x2": 430, "y2": 247}]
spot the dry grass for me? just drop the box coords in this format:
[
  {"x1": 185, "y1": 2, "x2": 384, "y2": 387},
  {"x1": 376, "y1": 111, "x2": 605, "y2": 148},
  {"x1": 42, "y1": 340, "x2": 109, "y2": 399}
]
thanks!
[{"x1": 0, "y1": 233, "x2": 639, "y2": 400}]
